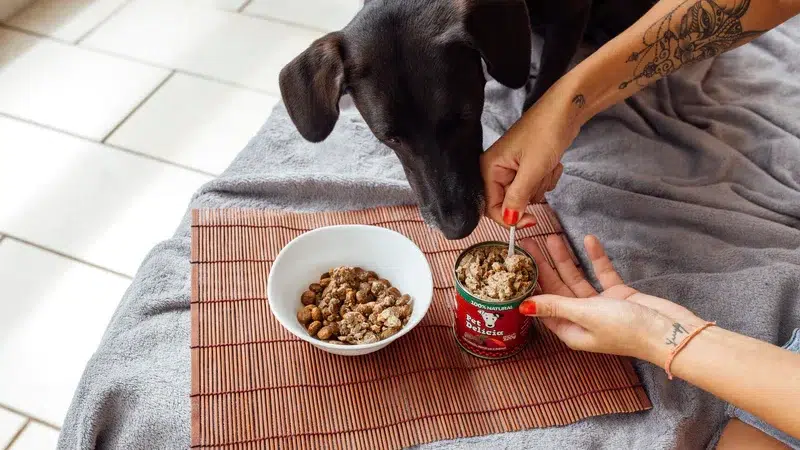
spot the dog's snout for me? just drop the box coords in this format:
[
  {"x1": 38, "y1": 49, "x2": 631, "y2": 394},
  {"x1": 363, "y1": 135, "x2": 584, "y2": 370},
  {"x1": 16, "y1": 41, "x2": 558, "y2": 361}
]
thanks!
[
  {"x1": 408, "y1": 157, "x2": 485, "y2": 240},
  {"x1": 422, "y1": 187, "x2": 483, "y2": 240},
  {"x1": 438, "y1": 211, "x2": 481, "y2": 240}
]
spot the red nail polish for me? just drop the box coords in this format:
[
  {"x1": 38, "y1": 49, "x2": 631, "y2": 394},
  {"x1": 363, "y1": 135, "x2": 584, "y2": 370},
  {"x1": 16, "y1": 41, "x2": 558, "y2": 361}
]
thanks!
[
  {"x1": 519, "y1": 301, "x2": 537, "y2": 316},
  {"x1": 522, "y1": 222, "x2": 535, "y2": 229},
  {"x1": 502, "y1": 208, "x2": 520, "y2": 226}
]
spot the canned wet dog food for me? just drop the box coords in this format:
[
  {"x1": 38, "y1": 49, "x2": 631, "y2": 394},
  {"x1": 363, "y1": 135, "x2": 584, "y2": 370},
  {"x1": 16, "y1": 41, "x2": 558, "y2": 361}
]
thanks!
[{"x1": 453, "y1": 242, "x2": 538, "y2": 359}]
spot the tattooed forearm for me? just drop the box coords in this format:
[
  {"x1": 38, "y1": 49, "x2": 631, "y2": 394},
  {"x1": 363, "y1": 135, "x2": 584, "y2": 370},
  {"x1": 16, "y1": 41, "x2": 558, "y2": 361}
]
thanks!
[
  {"x1": 665, "y1": 322, "x2": 689, "y2": 346},
  {"x1": 572, "y1": 94, "x2": 586, "y2": 109},
  {"x1": 619, "y1": 0, "x2": 765, "y2": 89}
]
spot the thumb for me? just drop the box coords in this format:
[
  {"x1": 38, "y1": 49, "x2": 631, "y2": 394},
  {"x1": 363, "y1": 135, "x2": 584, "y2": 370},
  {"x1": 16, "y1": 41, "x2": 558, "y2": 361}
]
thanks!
[
  {"x1": 519, "y1": 295, "x2": 587, "y2": 323},
  {"x1": 502, "y1": 157, "x2": 562, "y2": 224}
]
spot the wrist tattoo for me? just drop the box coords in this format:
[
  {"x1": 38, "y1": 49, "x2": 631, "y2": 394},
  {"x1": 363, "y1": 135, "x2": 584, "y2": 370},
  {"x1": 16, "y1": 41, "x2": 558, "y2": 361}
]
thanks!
[
  {"x1": 619, "y1": 0, "x2": 764, "y2": 90},
  {"x1": 665, "y1": 322, "x2": 689, "y2": 346}
]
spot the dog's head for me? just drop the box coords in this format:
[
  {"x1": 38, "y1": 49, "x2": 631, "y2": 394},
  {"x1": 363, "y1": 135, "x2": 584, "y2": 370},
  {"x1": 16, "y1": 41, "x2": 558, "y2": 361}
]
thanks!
[{"x1": 279, "y1": 0, "x2": 531, "y2": 239}]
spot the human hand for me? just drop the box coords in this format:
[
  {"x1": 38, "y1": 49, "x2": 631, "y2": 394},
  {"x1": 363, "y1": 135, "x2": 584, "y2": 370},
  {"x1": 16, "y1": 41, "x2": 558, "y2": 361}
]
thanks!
[
  {"x1": 480, "y1": 92, "x2": 579, "y2": 228},
  {"x1": 518, "y1": 235, "x2": 706, "y2": 364}
]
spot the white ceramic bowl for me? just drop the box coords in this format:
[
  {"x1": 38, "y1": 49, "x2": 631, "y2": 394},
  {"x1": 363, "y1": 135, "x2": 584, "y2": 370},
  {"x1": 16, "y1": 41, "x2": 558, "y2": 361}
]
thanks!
[{"x1": 268, "y1": 225, "x2": 433, "y2": 356}]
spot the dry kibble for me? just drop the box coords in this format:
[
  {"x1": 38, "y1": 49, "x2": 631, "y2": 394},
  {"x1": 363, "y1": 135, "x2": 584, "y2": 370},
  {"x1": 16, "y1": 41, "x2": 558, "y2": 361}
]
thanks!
[
  {"x1": 328, "y1": 322, "x2": 339, "y2": 335},
  {"x1": 297, "y1": 308, "x2": 312, "y2": 325},
  {"x1": 298, "y1": 266, "x2": 413, "y2": 345},
  {"x1": 307, "y1": 321, "x2": 323, "y2": 336},
  {"x1": 317, "y1": 326, "x2": 333, "y2": 340},
  {"x1": 301, "y1": 290, "x2": 317, "y2": 306}
]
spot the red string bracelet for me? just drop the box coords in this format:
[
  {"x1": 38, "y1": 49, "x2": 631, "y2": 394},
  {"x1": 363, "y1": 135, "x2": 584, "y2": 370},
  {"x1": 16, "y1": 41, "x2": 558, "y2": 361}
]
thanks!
[{"x1": 665, "y1": 321, "x2": 716, "y2": 380}]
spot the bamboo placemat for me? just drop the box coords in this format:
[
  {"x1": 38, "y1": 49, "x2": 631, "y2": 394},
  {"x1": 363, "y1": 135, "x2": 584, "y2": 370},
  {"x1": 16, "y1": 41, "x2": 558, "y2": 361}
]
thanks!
[{"x1": 190, "y1": 205, "x2": 651, "y2": 449}]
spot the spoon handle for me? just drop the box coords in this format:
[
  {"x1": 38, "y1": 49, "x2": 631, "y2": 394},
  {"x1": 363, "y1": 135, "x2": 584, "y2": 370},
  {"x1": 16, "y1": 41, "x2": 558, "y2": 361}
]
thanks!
[{"x1": 508, "y1": 225, "x2": 516, "y2": 256}]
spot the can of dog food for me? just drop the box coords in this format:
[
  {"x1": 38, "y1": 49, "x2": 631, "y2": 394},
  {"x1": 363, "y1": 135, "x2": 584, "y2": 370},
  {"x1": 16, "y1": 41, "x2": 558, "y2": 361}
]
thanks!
[{"x1": 453, "y1": 242, "x2": 538, "y2": 359}]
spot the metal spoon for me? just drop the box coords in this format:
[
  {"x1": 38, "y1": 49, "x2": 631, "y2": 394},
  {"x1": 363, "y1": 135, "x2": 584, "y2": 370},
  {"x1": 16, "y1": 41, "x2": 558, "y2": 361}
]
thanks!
[{"x1": 508, "y1": 225, "x2": 516, "y2": 256}]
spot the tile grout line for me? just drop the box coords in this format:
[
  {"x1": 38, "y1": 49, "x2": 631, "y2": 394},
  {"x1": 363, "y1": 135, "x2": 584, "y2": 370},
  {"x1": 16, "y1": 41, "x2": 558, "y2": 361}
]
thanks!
[
  {"x1": 0, "y1": 23, "x2": 279, "y2": 97},
  {"x1": 0, "y1": 111, "x2": 218, "y2": 178},
  {"x1": 1, "y1": 234, "x2": 134, "y2": 280},
  {"x1": 173, "y1": 69, "x2": 277, "y2": 96},
  {"x1": 237, "y1": 12, "x2": 333, "y2": 35},
  {"x1": 75, "y1": 0, "x2": 136, "y2": 45},
  {"x1": 101, "y1": 70, "x2": 176, "y2": 143},
  {"x1": 236, "y1": 0, "x2": 255, "y2": 13},
  {"x1": 2, "y1": 418, "x2": 30, "y2": 450},
  {"x1": 1, "y1": 401, "x2": 62, "y2": 430}
]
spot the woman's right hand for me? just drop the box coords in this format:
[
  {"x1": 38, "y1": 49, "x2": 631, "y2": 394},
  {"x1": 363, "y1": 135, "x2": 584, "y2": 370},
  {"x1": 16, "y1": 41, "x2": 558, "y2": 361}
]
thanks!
[
  {"x1": 480, "y1": 90, "x2": 579, "y2": 229},
  {"x1": 519, "y1": 235, "x2": 706, "y2": 365}
]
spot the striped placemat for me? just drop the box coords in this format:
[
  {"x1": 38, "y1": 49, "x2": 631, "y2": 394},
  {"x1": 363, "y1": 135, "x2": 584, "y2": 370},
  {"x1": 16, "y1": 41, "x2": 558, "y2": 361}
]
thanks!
[{"x1": 190, "y1": 205, "x2": 651, "y2": 449}]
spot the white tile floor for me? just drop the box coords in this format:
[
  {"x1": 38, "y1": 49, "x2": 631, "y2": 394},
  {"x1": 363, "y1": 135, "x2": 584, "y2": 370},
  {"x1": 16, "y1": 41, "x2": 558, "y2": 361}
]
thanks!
[{"x1": 0, "y1": 0, "x2": 360, "y2": 447}]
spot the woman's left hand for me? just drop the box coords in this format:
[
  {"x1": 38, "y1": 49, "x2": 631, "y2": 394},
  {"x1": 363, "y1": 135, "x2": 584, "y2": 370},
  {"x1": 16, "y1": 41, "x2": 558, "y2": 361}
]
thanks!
[{"x1": 518, "y1": 235, "x2": 705, "y2": 364}]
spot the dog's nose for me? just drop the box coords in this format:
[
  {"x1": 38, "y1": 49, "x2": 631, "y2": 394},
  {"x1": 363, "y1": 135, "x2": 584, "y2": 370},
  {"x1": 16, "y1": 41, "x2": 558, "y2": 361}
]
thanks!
[{"x1": 437, "y1": 209, "x2": 481, "y2": 240}]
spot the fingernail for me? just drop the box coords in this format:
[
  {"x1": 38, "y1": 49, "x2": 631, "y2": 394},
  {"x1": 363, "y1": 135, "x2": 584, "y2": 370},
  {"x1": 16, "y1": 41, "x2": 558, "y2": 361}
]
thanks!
[
  {"x1": 519, "y1": 300, "x2": 537, "y2": 316},
  {"x1": 502, "y1": 208, "x2": 520, "y2": 226},
  {"x1": 522, "y1": 222, "x2": 535, "y2": 229}
]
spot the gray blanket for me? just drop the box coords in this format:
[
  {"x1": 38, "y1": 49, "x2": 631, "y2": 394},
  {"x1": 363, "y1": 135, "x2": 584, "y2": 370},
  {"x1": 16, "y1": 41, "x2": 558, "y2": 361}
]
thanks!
[{"x1": 58, "y1": 16, "x2": 800, "y2": 450}]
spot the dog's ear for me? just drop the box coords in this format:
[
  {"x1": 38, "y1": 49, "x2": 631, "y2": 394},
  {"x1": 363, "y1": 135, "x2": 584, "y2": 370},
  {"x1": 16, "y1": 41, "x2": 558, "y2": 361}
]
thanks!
[
  {"x1": 463, "y1": 0, "x2": 531, "y2": 89},
  {"x1": 279, "y1": 32, "x2": 345, "y2": 142}
]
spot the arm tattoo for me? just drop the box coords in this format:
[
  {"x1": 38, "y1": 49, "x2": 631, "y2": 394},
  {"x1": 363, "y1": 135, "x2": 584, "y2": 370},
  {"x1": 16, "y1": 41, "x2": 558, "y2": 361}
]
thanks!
[
  {"x1": 665, "y1": 322, "x2": 689, "y2": 346},
  {"x1": 619, "y1": 0, "x2": 764, "y2": 90},
  {"x1": 572, "y1": 94, "x2": 586, "y2": 109}
]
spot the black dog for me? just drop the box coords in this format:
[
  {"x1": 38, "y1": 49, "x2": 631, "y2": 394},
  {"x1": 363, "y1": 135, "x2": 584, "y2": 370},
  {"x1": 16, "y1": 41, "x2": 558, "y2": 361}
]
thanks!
[{"x1": 279, "y1": 0, "x2": 654, "y2": 239}]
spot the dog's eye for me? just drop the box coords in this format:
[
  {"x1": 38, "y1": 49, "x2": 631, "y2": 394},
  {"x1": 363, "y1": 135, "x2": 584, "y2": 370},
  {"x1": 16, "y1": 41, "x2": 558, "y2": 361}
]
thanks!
[{"x1": 384, "y1": 136, "x2": 401, "y2": 146}]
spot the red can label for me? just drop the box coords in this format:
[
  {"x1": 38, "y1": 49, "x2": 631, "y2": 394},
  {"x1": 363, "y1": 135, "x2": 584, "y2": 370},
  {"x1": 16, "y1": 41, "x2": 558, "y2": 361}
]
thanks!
[{"x1": 453, "y1": 292, "x2": 533, "y2": 359}]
